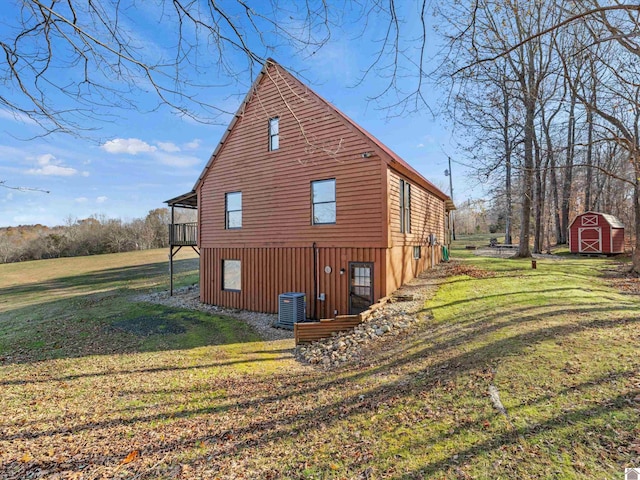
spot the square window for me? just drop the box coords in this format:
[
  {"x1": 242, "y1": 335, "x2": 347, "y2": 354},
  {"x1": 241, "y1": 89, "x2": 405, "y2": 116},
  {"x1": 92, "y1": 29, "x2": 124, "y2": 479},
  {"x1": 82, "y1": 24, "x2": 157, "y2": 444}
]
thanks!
[
  {"x1": 225, "y1": 192, "x2": 242, "y2": 229},
  {"x1": 269, "y1": 117, "x2": 279, "y2": 151},
  {"x1": 312, "y1": 179, "x2": 336, "y2": 224},
  {"x1": 222, "y1": 260, "x2": 241, "y2": 291}
]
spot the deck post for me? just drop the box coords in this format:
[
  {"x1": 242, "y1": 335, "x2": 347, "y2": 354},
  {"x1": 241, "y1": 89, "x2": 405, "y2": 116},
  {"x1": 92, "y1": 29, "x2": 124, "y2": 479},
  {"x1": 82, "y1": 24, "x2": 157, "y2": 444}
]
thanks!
[
  {"x1": 170, "y1": 206, "x2": 175, "y2": 296},
  {"x1": 165, "y1": 191, "x2": 198, "y2": 297}
]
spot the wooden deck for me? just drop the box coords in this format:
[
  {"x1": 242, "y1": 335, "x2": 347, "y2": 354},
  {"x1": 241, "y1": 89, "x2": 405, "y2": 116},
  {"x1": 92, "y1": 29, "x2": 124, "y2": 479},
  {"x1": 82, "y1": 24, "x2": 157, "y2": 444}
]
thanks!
[{"x1": 169, "y1": 222, "x2": 197, "y2": 246}]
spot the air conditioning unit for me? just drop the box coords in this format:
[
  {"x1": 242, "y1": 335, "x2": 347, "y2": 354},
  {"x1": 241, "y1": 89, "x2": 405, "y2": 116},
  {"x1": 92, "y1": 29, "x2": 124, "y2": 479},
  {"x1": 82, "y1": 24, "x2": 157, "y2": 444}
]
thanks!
[{"x1": 277, "y1": 292, "x2": 306, "y2": 330}]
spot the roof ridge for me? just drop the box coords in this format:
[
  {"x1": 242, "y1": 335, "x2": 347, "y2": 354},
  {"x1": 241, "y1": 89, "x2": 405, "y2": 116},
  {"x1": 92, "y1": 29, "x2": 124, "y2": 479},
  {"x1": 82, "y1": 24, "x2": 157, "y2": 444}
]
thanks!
[
  {"x1": 270, "y1": 63, "x2": 450, "y2": 201},
  {"x1": 193, "y1": 59, "x2": 450, "y2": 203}
]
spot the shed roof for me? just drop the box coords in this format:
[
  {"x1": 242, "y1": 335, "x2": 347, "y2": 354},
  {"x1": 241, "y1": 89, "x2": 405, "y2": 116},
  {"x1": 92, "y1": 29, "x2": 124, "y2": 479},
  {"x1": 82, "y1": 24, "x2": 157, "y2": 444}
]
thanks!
[
  {"x1": 600, "y1": 213, "x2": 624, "y2": 228},
  {"x1": 191, "y1": 59, "x2": 452, "y2": 205},
  {"x1": 569, "y1": 211, "x2": 624, "y2": 229}
]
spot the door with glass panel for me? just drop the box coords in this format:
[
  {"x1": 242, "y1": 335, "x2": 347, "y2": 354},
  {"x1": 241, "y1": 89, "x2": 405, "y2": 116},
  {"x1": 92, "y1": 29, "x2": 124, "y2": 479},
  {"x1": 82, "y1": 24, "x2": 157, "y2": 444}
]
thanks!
[{"x1": 349, "y1": 262, "x2": 373, "y2": 315}]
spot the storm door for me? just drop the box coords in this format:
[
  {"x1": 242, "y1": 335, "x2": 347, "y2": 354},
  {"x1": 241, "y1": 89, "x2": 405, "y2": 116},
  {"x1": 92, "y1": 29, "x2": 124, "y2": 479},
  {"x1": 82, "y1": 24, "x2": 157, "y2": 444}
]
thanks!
[{"x1": 349, "y1": 262, "x2": 374, "y2": 315}]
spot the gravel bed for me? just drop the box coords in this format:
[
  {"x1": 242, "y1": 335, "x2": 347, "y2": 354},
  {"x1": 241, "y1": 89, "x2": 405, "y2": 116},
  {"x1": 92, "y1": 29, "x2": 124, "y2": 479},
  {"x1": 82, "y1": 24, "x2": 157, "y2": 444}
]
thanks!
[{"x1": 132, "y1": 286, "x2": 293, "y2": 341}]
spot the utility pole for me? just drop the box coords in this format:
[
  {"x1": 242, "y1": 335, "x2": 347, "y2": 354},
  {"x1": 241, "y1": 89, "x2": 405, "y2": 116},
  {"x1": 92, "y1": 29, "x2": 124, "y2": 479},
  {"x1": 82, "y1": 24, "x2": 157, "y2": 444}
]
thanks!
[{"x1": 445, "y1": 157, "x2": 456, "y2": 240}]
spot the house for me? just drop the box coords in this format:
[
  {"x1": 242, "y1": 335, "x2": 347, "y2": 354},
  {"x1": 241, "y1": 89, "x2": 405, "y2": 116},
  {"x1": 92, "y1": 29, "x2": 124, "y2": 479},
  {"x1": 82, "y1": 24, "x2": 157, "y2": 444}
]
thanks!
[
  {"x1": 166, "y1": 59, "x2": 454, "y2": 319},
  {"x1": 568, "y1": 211, "x2": 625, "y2": 254}
]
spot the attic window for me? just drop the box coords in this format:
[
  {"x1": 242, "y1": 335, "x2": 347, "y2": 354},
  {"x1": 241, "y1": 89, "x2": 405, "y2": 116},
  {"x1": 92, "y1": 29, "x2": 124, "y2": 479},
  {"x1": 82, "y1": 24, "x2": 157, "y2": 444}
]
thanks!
[{"x1": 268, "y1": 117, "x2": 279, "y2": 151}]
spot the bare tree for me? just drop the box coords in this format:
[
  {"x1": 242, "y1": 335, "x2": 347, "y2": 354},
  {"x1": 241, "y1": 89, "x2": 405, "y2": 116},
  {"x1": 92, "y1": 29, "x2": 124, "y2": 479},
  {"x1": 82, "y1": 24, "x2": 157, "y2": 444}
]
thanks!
[
  {"x1": 0, "y1": 1, "x2": 336, "y2": 134},
  {"x1": 440, "y1": 0, "x2": 565, "y2": 257}
]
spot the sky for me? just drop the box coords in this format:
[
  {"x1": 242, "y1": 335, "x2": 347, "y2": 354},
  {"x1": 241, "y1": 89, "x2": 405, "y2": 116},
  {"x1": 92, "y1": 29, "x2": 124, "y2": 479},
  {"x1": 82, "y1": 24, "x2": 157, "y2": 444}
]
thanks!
[{"x1": 0, "y1": 1, "x2": 481, "y2": 227}]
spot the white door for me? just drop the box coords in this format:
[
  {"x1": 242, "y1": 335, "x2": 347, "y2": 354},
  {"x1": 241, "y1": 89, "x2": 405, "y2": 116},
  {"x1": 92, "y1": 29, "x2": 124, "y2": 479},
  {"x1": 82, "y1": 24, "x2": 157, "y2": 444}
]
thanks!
[{"x1": 578, "y1": 227, "x2": 602, "y2": 253}]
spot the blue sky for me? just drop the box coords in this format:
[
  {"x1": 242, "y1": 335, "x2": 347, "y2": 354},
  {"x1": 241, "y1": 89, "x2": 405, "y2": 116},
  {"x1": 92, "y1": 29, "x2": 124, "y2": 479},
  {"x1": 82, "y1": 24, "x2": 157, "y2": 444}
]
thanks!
[{"x1": 0, "y1": 2, "x2": 479, "y2": 227}]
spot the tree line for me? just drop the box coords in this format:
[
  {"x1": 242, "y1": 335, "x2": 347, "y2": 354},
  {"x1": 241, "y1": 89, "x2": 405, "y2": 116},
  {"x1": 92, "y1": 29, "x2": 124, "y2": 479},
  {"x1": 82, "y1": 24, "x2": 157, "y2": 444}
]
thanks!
[
  {"x1": 439, "y1": 1, "x2": 639, "y2": 267},
  {"x1": 0, "y1": 208, "x2": 194, "y2": 264}
]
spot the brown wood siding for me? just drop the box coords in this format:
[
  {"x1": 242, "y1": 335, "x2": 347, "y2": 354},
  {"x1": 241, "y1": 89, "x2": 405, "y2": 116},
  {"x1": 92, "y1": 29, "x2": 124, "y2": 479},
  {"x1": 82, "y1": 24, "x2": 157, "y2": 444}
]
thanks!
[
  {"x1": 198, "y1": 65, "x2": 384, "y2": 249},
  {"x1": 387, "y1": 168, "x2": 446, "y2": 248},
  {"x1": 385, "y1": 245, "x2": 442, "y2": 296},
  {"x1": 201, "y1": 246, "x2": 385, "y2": 316},
  {"x1": 294, "y1": 317, "x2": 363, "y2": 345}
]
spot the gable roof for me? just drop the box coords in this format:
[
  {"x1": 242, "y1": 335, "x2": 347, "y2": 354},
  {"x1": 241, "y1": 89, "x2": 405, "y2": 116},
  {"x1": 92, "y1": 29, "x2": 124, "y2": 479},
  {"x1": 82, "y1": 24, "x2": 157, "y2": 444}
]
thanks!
[
  {"x1": 191, "y1": 59, "x2": 451, "y2": 204},
  {"x1": 569, "y1": 211, "x2": 625, "y2": 229}
]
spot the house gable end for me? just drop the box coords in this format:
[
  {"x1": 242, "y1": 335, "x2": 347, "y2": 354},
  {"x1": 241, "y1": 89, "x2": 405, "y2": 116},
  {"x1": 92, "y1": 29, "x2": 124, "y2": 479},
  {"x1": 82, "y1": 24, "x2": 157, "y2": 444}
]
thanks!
[{"x1": 197, "y1": 60, "x2": 387, "y2": 248}]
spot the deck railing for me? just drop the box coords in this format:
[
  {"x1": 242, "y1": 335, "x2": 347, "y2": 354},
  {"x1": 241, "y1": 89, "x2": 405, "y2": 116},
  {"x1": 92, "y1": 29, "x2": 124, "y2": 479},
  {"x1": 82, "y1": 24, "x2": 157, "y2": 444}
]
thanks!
[{"x1": 169, "y1": 222, "x2": 197, "y2": 246}]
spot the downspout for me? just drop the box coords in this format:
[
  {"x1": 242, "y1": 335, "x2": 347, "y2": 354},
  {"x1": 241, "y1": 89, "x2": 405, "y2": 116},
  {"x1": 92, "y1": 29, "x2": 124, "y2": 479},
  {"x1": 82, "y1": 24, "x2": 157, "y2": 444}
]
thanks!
[{"x1": 312, "y1": 242, "x2": 318, "y2": 320}]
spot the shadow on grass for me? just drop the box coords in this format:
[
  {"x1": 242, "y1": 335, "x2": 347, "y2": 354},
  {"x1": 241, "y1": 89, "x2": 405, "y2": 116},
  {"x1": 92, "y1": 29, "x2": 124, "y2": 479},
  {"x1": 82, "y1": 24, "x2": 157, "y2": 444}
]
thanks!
[
  {"x1": 0, "y1": 295, "x2": 267, "y2": 366},
  {"x1": 3, "y1": 304, "x2": 638, "y2": 478},
  {"x1": 3, "y1": 259, "x2": 640, "y2": 478},
  {"x1": 0, "y1": 258, "x2": 199, "y2": 300}
]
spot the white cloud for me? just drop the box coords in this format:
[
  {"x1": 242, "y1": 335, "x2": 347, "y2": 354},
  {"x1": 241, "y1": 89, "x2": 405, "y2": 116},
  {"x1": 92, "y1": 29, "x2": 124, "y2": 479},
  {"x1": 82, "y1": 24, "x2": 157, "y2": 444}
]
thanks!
[
  {"x1": 75, "y1": 197, "x2": 88, "y2": 203},
  {"x1": 37, "y1": 153, "x2": 57, "y2": 165},
  {"x1": 157, "y1": 141, "x2": 180, "y2": 152},
  {"x1": 101, "y1": 138, "x2": 157, "y2": 155},
  {"x1": 184, "y1": 139, "x2": 201, "y2": 150},
  {"x1": 12, "y1": 213, "x2": 60, "y2": 225},
  {"x1": 416, "y1": 143, "x2": 425, "y2": 148},
  {"x1": 96, "y1": 196, "x2": 108, "y2": 203},
  {"x1": 28, "y1": 164, "x2": 78, "y2": 176},
  {"x1": 26, "y1": 154, "x2": 78, "y2": 176},
  {"x1": 81, "y1": 171, "x2": 90, "y2": 177},
  {"x1": 6, "y1": 193, "x2": 13, "y2": 201},
  {"x1": 154, "y1": 152, "x2": 201, "y2": 167},
  {"x1": 0, "y1": 108, "x2": 37, "y2": 125}
]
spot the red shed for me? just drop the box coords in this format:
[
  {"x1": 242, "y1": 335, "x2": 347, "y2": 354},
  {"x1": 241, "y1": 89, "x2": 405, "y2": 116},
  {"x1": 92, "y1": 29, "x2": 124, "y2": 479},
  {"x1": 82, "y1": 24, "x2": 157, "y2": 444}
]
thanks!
[{"x1": 568, "y1": 211, "x2": 625, "y2": 254}]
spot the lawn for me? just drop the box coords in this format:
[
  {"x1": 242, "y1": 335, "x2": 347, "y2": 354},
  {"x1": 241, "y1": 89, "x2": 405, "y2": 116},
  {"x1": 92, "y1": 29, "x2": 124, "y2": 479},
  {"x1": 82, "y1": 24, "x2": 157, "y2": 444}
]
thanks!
[{"x1": 0, "y1": 244, "x2": 639, "y2": 479}]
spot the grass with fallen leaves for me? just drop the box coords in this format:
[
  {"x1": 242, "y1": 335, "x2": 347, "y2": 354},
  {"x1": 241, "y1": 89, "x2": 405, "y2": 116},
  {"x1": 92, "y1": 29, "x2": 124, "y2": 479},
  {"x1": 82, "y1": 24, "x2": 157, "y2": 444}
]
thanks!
[{"x1": 0, "y1": 244, "x2": 639, "y2": 479}]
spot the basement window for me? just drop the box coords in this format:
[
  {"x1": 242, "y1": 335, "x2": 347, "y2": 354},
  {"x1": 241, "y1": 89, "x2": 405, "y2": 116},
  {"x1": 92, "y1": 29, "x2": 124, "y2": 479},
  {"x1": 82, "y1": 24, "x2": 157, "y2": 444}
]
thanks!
[
  {"x1": 413, "y1": 246, "x2": 421, "y2": 259},
  {"x1": 222, "y1": 260, "x2": 241, "y2": 291},
  {"x1": 269, "y1": 117, "x2": 279, "y2": 151}
]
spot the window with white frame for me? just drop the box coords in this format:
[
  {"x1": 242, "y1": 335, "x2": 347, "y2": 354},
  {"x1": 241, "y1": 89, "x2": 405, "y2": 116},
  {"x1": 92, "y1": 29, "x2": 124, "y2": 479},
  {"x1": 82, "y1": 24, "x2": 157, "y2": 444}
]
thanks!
[
  {"x1": 225, "y1": 192, "x2": 242, "y2": 229},
  {"x1": 268, "y1": 117, "x2": 279, "y2": 151},
  {"x1": 312, "y1": 179, "x2": 336, "y2": 224},
  {"x1": 222, "y1": 260, "x2": 241, "y2": 291}
]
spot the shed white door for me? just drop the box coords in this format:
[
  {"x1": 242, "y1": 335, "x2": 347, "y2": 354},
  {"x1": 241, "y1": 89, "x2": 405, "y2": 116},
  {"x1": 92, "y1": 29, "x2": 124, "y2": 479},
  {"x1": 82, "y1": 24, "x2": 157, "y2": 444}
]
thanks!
[{"x1": 578, "y1": 227, "x2": 602, "y2": 253}]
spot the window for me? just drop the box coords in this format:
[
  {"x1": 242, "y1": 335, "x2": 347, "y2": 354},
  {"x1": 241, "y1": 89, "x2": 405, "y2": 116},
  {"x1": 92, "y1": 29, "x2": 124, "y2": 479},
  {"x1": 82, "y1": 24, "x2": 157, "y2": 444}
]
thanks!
[
  {"x1": 268, "y1": 117, "x2": 279, "y2": 151},
  {"x1": 399, "y1": 179, "x2": 411, "y2": 233},
  {"x1": 312, "y1": 179, "x2": 336, "y2": 224},
  {"x1": 222, "y1": 260, "x2": 241, "y2": 291},
  {"x1": 413, "y1": 246, "x2": 421, "y2": 259},
  {"x1": 225, "y1": 192, "x2": 242, "y2": 229}
]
